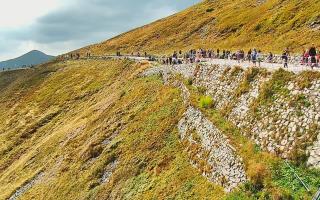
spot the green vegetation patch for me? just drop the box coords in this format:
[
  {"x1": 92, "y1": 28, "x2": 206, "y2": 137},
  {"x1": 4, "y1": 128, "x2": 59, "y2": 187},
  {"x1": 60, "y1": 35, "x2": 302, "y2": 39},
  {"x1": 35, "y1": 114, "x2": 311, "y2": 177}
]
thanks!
[{"x1": 199, "y1": 96, "x2": 214, "y2": 109}]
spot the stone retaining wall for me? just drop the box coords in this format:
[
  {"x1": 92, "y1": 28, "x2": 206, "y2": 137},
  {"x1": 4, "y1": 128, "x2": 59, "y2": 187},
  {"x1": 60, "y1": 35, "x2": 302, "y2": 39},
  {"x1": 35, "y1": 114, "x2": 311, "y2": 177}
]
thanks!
[{"x1": 142, "y1": 63, "x2": 320, "y2": 168}]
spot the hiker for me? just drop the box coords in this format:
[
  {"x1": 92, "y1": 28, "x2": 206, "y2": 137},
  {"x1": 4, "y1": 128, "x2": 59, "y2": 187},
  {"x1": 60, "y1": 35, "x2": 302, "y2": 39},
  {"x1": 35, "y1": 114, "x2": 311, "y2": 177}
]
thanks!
[
  {"x1": 172, "y1": 51, "x2": 178, "y2": 64},
  {"x1": 144, "y1": 52, "x2": 147, "y2": 57},
  {"x1": 169, "y1": 56, "x2": 173, "y2": 65},
  {"x1": 247, "y1": 49, "x2": 252, "y2": 62},
  {"x1": 222, "y1": 50, "x2": 226, "y2": 59},
  {"x1": 236, "y1": 50, "x2": 241, "y2": 63},
  {"x1": 282, "y1": 50, "x2": 289, "y2": 68},
  {"x1": 309, "y1": 44, "x2": 317, "y2": 69},
  {"x1": 251, "y1": 49, "x2": 257, "y2": 66},
  {"x1": 317, "y1": 47, "x2": 320, "y2": 67},
  {"x1": 195, "y1": 50, "x2": 201, "y2": 63},
  {"x1": 173, "y1": 51, "x2": 178, "y2": 59},
  {"x1": 257, "y1": 50, "x2": 262, "y2": 67},
  {"x1": 267, "y1": 52, "x2": 273, "y2": 63},
  {"x1": 240, "y1": 50, "x2": 245, "y2": 62}
]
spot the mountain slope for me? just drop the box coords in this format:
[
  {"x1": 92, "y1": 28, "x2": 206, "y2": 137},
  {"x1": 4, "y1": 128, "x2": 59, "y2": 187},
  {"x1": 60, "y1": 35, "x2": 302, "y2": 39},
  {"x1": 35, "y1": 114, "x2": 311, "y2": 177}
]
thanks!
[
  {"x1": 0, "y1": 50, "x2": 55, "y2": 69},
  {"x1": 2, "y1": 0, "x2": 320, "y2": 199},
  {"x1": 0, "y1": 60, "x2": 227, "y2": 200},
  {"x1": 1, "y1": 59, "x2": 320, "y2": 200},
  {"x1": 77, "y1": 0, "x2": 320, "y2": 55}
]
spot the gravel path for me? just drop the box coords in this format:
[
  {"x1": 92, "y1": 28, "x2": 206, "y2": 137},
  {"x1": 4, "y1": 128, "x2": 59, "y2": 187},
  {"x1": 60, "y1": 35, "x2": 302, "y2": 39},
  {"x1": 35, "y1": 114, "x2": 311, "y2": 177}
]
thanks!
[{"x1": 82, "y1": 55, "x2": 320, "y2": 74}]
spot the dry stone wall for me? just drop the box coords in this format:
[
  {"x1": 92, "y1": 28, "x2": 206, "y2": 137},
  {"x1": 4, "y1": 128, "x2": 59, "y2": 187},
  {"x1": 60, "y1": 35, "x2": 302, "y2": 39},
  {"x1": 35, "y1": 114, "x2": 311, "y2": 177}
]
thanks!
[
  {"x1": 143, "y1": 63, "x2": 320, "y2": 168},
  {"x1": 142, "y1": 66, "x2": 247, "y2": 192},
  {"x1": 178, "y1": 107, "x2": 247, "y2": 192}
]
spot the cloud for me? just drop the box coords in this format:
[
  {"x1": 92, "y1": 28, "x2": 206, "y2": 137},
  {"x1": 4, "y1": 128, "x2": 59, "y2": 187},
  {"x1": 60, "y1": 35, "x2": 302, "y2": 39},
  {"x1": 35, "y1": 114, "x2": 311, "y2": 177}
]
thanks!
[{"x1": 0, "y1": 0, "x2": 199, "y2": 60}]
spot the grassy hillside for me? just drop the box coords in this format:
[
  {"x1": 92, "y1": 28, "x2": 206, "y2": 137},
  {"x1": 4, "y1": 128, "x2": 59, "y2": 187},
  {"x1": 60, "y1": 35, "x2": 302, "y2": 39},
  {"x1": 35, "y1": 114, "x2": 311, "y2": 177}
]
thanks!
[
  {"x1": 77, "y1": 0, "x2": 320, "y2": 56},
  {"x1": 0, "y1": 59, "x2": 229, "y2": 199},
  {"x1": 1, "y1": 59, "x2": 320, "y2": 199}
]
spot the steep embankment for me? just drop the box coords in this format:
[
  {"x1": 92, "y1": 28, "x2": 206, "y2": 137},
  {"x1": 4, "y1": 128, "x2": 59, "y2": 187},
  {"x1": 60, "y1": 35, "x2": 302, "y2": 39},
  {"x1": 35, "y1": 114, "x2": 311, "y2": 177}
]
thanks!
[
  {"x1": 142, "y1": 62, "x2": 320, "y2": 199},
  {"x1": 0, "y1": 59, "x2": 229, "y2": 200},
  {"x1": 77, "y1": 0, "x2": 320, "y2": 55},
  {"x1": 1, "y1": 57, "x2": 320, "y2": 199}
]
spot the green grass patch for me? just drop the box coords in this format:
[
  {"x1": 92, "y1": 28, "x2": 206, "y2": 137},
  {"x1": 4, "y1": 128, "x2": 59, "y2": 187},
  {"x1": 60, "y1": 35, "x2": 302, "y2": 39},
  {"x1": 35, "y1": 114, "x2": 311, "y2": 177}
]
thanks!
[{"x1": 199, "y1": 96, "x2": 214, "y2": 109}]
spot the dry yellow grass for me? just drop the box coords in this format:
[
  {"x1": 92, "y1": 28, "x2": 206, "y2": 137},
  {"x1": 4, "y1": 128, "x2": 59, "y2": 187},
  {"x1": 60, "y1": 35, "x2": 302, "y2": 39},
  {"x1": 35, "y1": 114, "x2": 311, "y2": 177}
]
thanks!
[
  {"x1": 76, "y1": 0, "x2": 320, "y2": 56},
  {"x1": 0, "y1": 59, "x2": 226, "y2": 200}
]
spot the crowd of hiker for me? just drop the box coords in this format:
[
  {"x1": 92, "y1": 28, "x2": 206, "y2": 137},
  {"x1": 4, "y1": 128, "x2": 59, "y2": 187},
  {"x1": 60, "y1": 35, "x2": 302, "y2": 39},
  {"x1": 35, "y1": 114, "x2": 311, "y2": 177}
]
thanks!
[
  {"x1": 160, "y1": 44, "x2": 320, "y2": 69},
  {"x1": 62, "y1": 44, "x2": 320, "y2": 70}
]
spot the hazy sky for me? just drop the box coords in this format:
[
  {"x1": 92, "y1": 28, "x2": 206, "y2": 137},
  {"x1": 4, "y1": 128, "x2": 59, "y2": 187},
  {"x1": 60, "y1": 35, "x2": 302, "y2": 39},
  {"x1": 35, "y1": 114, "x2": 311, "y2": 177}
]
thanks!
[{"x1": 0, "y1": 0, "x2": 200, "y2": 60}]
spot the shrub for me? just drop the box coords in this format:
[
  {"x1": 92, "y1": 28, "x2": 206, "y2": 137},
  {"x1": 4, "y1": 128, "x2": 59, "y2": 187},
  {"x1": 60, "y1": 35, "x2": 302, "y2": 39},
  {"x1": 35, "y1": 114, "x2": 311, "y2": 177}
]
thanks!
[
  {"x1": 186, "y1": 78, "x2": 193, "y2": 85},
  {"x1": 247, "y1": 162, "x2": 270, "y2": 191},
  {"x1": 255, "y1": 68, "x2": 293, "y2": 105},
  {"x1": 206, "y1": 8, "x2": 214, "y2": 13},
  {"x1": 230, "y1": 66, "x2": 243, "y2": 76},
  {"x1": 254, "y1": 24, "x2": 262, "y2": 31},
  {"x1": 223, "y1": 67, "x2": 231, "y2": 76},
  {"x1": 245, "y1": 67, "x2": 260, "y2": 83},
  {"x1": 199, "y1": 96, "x2": 214, "y2": 109},
  {"x1": 296, "y1": 71, "x2": 320, "y2": 89},
  {"x1": 289, "y1": 94, "x2": 311, "y2": 108},
  {"x1": 197, "y1": 86, "x2": 207, "y2": 95},
  {"x1": 191, "y1": 131, "x2": 202, "y2": 143},
  {"x1": 288, "y1": 148, "x2": 308, "y2": 167},
  {"x1": 120, "y1": 90, "x2": 126, "y2": 98}
]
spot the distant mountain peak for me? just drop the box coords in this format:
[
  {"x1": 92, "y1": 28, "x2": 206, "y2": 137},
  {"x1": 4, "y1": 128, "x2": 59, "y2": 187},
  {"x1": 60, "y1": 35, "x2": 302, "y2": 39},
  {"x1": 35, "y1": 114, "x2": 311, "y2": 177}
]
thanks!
[{"x1": 0, "y1": 50, "x2": 55, "y2": 70}]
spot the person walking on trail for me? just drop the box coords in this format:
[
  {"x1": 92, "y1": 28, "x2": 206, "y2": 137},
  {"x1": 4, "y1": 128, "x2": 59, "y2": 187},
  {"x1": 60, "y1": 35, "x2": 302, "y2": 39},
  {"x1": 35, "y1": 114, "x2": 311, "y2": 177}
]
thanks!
[
  {"x1": 251, "y1": 49, "x2": 257, "y2": 67},
  {"x1": 316, "y1": 47, "x2": 320, "y2": 67},
  {"x1": 169, "y1": 56, "x2": 173, "y2": 65},
  {"x1": 240, "y1": 50, "x2": 245, "y2": 62},
  {"x1": 195, "y1": 49, "x2": 201, "y2": 63},
  {"x1": 257, "y1": 50, "x2": 262, "y2": 67},
  {"x1": 309, "y1": 44, "x2": 317, "y2": 69},
  {"x1": 267, "y1": 52, "x2": 273, "y2": 63},
  {"x1": 236, "y1": 50, "x2": 241, "y2": 63},
  {"x1": 282, "y1": 50, "x2": 289, "y2": 68},
  {"x1": 247, "y1": 49, "x2": 252, "y2": 62}
]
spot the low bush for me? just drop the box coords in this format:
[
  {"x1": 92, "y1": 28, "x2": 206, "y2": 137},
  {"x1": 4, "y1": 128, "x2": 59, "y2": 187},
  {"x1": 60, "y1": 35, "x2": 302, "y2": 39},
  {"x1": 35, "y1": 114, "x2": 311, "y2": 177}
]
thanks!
[
  {"x1": 206, "y1": 8, "x2": 214, "y2": 13},
  {"x1": 247, "y1": 162, "x2": 270, "y2": 191},
  {"x1": 199, "y1": 96, "x2": 214, "y2": 109},
  {"x1": 186, "y1": 78, "x2": 193, "y2": 85},
  {"x1": 296, "y1": 71, "x2": 320, "y2": 89},
  {"x1": 230, "y1": 66, "x2": 243, "y2": 76}
]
